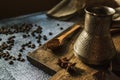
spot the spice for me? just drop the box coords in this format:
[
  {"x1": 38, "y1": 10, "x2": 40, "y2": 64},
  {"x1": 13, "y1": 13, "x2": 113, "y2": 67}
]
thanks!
[{"x1": 57, "y1": 57, "x2": 76, "y2": 73}]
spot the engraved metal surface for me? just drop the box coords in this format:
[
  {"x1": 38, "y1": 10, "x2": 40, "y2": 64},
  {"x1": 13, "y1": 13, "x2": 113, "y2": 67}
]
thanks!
[
  {"x1": 0, "y1": 12, "x2": 75, "y2": 80},
  {"x1": 74, "y1": 6, "x2": 116, "y2": 65}
]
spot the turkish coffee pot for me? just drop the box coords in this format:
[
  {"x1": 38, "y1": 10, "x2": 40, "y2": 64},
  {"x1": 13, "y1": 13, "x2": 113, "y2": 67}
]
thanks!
[{"x1": 74, "y1": 6, "x2": 117, "y2": 65}]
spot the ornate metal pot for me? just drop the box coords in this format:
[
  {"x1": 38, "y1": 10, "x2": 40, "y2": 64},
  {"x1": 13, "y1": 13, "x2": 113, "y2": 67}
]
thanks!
[{"x1": 74, "y1": 6, "x2": 117, "y2": 65}]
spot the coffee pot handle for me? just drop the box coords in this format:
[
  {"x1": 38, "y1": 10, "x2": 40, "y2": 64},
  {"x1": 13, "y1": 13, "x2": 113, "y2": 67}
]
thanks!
[{"x1": 112, "y1": 7, "x2": 120, "y2": 28}]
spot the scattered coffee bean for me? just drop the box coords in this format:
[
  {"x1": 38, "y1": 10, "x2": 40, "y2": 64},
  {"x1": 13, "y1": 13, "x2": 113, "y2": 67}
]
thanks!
[
  {"x1": 18, "y1": 53, "x2": 22, "y2": 57},
  {"x1": 28, "y1": 41, "x2": 32, "y2": 44},
  {"x1": 20, "y1": 58, "x2": 25, "y2": 62},
  {"x1": 49, "y1": 32, "x2": 53, "y2": 35},
  {"x1": 19, "y1": 49, "x2": 23, "y2": 52},
  {"x1": 31, "y1": 32, "x2": 35, "y2": 37},
  {"x1": 2, "y1": 53, "x2": 7, "y2": 58},
  {"x1": 8, "y1": 56, "x2": 13, "y2": 59},
  {"x1": 17, "y1": 57, "x2": 21, "y2": 61},
  {"x1": 35, "y1": 24, "x2": 37, "y2": 26},
  {"x1": 4, "y1": 57, "x2": 9, "y2": 61},
  {"x1": 23, "y1": 34, "x2": 27, "y2": 38},
  {"x1": 60, "y1": 27, "x2": 63, "y2": 30},
  {"x1": 37, "y1": 40, "x2": 40, "y2": 43},
  {"x1": 31, "y1": 44, "x2": 36, "y2": 49},
  {"x1": 12, "y1": 57, "x2": 16, "y2": 60},
  {"x1": 39, "y1": 44, "x2": 42, "y2": 46},
  {"x1": 9, "y1": 61, "x2": 14, "y2": 65},
  {"x1": 43, "y1": 35, "x2": 47, "y2": 40},
  {"x1": 0, "y1": 38, "x2": 2, "y2": 41},
  {"x1": 7, "y1": 46, "x2": 12, "y2": 50},
  {"x1": 57, "y1": 23, "x2": 60, "y2": 26}
]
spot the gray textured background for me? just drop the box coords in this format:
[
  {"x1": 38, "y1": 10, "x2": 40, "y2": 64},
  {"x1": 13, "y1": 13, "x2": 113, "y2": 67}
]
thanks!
[{"x1": 0, "y1": 12, "x2": 76, "y2": 80}]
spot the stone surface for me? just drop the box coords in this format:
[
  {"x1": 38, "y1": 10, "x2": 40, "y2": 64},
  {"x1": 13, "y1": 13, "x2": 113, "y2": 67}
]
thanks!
[{"x1": 0, "y1": 12, "x2": 75, "y2": 80}]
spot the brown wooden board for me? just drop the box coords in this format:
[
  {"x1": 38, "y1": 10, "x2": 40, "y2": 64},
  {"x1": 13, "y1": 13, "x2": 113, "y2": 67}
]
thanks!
[{"x1": 27, "y1": 25, "x2": 120, "y2": 80}]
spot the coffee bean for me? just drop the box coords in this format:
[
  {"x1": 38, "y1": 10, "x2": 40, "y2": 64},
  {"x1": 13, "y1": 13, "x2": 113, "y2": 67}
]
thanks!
[
  {"x1": 0, "y1": 38, "x2": 2, "y2": 41},
  {"x1": 18, "y1": 53, "x2": 22, "y2": 57},
  {"x1": 17, "y1": 57, "x2": 21, "y2": 61},
  {"x1": 60, "y1": 27, "x2": 63, "y2": 30},
  {"x1": 49, "y1": 32, "x2": 53, "y2": 35},
  {"x1": 43, "y1": 35, "x2": 47, "y2": 40},
  {"x1": 23, "y1": 34, "x2": 27, "y2": 38},
  {"x1": 39, "y1": 44, "x2": 42, "y2": 46},
  {"x1": 12, "y1": 57, "x2": 16, "y2": 60},
  {"x1": 8, "y1": 56, "x2": 13, "y2": 59},
  {"x1": 57, "y1": 23, "x2": 60, "y2": 26},
  {"x1": 37, "y1": 40, "x2": 41, "y2": 43},
  {"x1": 19, "y1": 49, "x2": 23, "y2": 52},
  {"x1": 31, "y1": 44, "x2": 36, "y2": 49},
  {"x1": 35, "y1": 24, "x2": 37, "y2": 26},
  {"x1": 4, "y1": 57, "x2": 9, "y2": 61},
  {"x1": 9, "y1": 61, "x2": 14, "y2": 65},
  {"x1": 28, "y1": 41, "x2": 32, "y2": 44},
  {"x1": 20, "y1": 58, "x2": 25, "y2": 62}
]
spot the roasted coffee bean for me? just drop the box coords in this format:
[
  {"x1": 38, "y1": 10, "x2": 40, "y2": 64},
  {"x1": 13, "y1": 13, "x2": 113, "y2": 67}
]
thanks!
[
  {"x1": 23, "y1": 34, "x2": 27, "y2": 38},
  {"x1": 39, "y1": 44, "x2": 42, "y2": 46},
  {"x1": 0, "y1": 53, "x2": 2, "y2": 59},
  {"x1": 28, "y1": 41, "x2": 32, "y2": 44},
  {"x1": 21, "y1": 44, "x2": 26, "y2": 47},
  {"x1": 60, "y1": 27, "x2": 63, "y2": 30},
  {"x1": 21, "y1": 47, "x2": 25, "y2": 50},
  {"x1": 57, "y1": 23, "x2": 60, "y2": 26},
  {"x1": 31, "y1": 44, "x2": 36, "y2": 49},
  {"x1": 5, "y1": 52, "x2": 10, "y2": 57},
  {"x1": 19, "y1": 49, "x2": 23, "y2": 52},
  {"x1": 2, "y1": 53, "x2": 6, "y2": 58},
  {"x1": 35, "y1": 24, "x2": 37, "y2": 26},
  {"x1": 20, "y1": 58, "x2": 25, "y2": 62},
  {"x1": 37, "y1": 40, "x2": 41, "y2": 43},
  {"x1": 49, "y1": 32, "x2": 53, "y2": 35},
  {"x1": 43, "y1": 35, "x2": 47, "y2": 40},
  {"x1": 4, "y1": 57, "x2": 9, "y2": 61},
  {"x1": 31, "y1": 32, "x2": 35, "y2": 37},
  {"x1": 8, "y1": 36, "x2": 15, "y2": 40},
  {"x1": 7, "y1": 46, "x2": 12, "y2": 50},
  {"x1": 0, "y1": 38, "x2": 2, "y2": 41},
  {"x1": 9, "y1": 61, "x2": 14, "y2": 65},
  {"x1": 12, "y1": 57, "x2": 16, "y2": 60},
  {"x1": 8, "y1": 56, "x2": 13, "y2": 59},
  {"x1": 18, "y1": 53, "x2": 22, "y2": 57},
  {"x1": 17, "y1": 57, "x2": 21, "y2": 61}
]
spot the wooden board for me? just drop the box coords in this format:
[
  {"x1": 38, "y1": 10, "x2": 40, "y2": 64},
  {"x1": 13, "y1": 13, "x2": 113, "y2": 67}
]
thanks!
[{"x1": 27, "y1": 26, "x2": 120, "y2": 80}]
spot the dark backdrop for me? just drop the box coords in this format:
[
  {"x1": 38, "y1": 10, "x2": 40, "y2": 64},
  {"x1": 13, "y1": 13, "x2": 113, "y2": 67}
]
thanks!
[{"x1": 0, "y1": 0, "x2": 61, "y2": 19}]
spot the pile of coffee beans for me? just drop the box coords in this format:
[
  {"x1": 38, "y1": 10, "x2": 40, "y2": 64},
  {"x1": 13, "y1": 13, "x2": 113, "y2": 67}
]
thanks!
[
  {"x1": 0, "y1": 22, "x2": 64, "y2": 65},
  {"x1": 0, "y1": 52, "x2": 25, "y2": 65},
  {"x1": 0, "y1": 23, "x2": 49, "y2": 65}
]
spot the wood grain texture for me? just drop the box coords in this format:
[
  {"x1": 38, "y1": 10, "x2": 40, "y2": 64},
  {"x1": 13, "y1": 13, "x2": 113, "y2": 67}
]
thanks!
[{"x1": 27, "y1": 27, "x2": 120, "y2": 80}]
